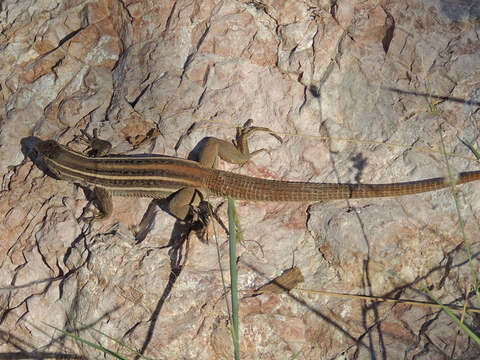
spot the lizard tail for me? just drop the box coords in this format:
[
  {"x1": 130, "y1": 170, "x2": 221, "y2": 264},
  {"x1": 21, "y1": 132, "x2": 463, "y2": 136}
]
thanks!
[{"x1": 205, "y1": 169, "x2": 480, "y2": 202}]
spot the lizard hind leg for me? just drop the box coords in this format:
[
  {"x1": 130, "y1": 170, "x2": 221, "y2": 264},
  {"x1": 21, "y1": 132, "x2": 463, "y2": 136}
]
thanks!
[
  {"x1": 198, "y1": 119, "x2": 282, "y2": 168},
  {"x1": 168, "y1": 187, "x2": 200, "y2": 220},
  {"x1": 234, "y1": 119, "x2": 283, "y2": 157}
]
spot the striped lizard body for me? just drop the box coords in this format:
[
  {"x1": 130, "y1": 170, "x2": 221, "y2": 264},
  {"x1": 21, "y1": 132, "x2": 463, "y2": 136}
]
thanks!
[{"x1": 34, "y1": 126, "x2": 480, "y2": 220}]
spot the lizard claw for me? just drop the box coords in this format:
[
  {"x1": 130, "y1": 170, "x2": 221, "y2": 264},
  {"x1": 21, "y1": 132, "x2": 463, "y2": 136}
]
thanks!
[
  {"x1": 233, "y1": 119, "x2": 283, "y2": 159},
  {"x1": 235, "y1": 119, "x2": 283, "y2": 147}
]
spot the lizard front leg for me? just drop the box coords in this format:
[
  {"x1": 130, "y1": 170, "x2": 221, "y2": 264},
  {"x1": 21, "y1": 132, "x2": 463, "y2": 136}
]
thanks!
[
  {"x1": 77, "y1": 128, "x2": 112, "y2": 156},
  {"x1": 76, "y1": 129, "x2": 114, "y2": 220}
]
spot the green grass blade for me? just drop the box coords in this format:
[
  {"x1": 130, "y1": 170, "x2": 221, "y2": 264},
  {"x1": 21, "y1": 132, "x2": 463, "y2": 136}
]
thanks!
[
  {"x1": 430, "y1": 100, "x2": 480, "y2": 304},
  {"x1": 87, "y1": 326, "x2": 152, "y2": 360},
  {"x1": 457, "y1": 136, "x2": 480, "y2": 160},
  {"x1": 424, "y1": 287, "x2": 480, "y2": 344},
  {"x1": 289, "y1": 348, "x2": 303, "y2": 359},
  {"x1": 44, "y1": 323, "x2": 129, "y2": 360},
  {"x1": 227, "y1": 197, "x2": 240, "y2": 360}
]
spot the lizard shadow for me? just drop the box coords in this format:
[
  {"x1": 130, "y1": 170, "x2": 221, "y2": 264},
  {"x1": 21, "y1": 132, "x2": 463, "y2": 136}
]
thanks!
[
  {"x1": 21, "y1": 136, "x2": 58, "y2": 177},
  {"x1": 135, "y1": 137, "x2": 231, "y2": 356},
  {"x1": 319, "y1": 124, "x2": 388, "y2": 357},
  {"x1": 22, "y1": 135, "x2": 227, "y2": 357}
]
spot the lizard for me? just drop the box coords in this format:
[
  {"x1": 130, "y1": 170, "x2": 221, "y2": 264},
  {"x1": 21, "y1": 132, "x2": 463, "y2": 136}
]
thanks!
[{"x1": 33, "y1": 122, "x2": 480, "y2": 221}]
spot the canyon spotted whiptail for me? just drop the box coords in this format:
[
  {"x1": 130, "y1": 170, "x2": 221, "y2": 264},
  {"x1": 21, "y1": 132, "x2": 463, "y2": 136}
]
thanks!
[{"x1": 34, "y1": 123, "x2": 480, "y2": 221}]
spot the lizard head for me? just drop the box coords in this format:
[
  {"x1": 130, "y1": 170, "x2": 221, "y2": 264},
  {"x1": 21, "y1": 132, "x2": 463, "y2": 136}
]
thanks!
[{"x1": 34, "y1": 140, "x2": 63, "y2": 160}]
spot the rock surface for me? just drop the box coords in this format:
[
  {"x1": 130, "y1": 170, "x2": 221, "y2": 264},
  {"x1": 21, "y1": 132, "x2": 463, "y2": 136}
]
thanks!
[{"x1": 1, "y1": 0, "x2": 480, "y2": 358}]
